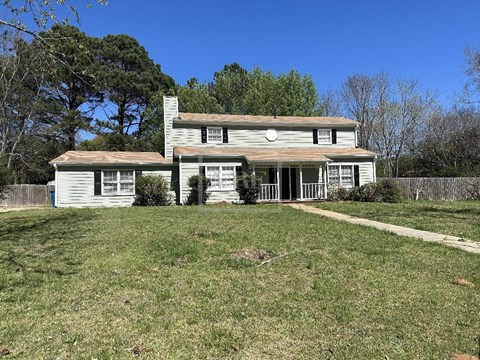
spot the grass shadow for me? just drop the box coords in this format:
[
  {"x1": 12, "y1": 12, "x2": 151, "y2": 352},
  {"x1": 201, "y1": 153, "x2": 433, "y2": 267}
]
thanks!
[{"x1": 0, "y1": 210, "x2": 96, "y2": 292}]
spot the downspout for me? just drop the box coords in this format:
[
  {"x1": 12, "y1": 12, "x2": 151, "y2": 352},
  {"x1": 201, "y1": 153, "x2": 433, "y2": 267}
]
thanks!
[
  {"x1": 179, "y1": 155, "x2": 183, "y2": 205},
  {"x1": 54, "y1": 163, "x2": 58, "y2": 208}
]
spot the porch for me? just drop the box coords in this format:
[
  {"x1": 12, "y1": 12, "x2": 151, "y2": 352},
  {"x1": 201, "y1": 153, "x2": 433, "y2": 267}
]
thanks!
[{"x1": 252, "y1": 165, "x2": 327, "y2": 202}]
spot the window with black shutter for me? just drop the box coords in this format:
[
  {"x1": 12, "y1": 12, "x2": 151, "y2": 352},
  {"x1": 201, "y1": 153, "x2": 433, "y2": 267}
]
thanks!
[
  {"x1": 199, "y1": 166, "x2": 206, "y2": 176},
  {"x1": 313, "y1": 129, "x2": 318, "y2": 144},
  {"x1": 201, "y1": 127, "x2": 207, "y2": 143}
]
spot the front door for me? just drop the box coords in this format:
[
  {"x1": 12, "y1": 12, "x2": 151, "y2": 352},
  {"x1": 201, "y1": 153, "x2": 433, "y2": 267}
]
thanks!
[{"x1": 280, "y1": 168, "x2": 297, "y2": 200}]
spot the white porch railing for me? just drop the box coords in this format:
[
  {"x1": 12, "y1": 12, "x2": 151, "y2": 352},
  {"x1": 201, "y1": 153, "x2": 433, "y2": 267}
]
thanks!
[
  {"x1": 258, "y1": 182, "x2": 325, "y2": 201},
  {"x1": 302, "y1": 183, "x2": 324, "y2": 200},
  {"x1": 260, "y1": 184, "x2": 279, "y2": 201}
]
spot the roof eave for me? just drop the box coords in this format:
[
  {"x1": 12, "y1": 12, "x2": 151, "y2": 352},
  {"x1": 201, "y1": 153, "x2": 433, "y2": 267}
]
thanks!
[{"x1": 174, "y1": 118, "x2": 359, "y2": 128}]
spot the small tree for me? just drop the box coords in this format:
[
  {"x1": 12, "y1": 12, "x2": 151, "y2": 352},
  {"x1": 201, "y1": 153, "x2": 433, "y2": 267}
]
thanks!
[
  {"x1": 133, "y1": 175, "x2": 172, "y2": 206},
  {"x1": 236, "y1": 173, "x2": 261, "y2": 204},
  {"x1": 0, "y1": 161, "x2": 13, "y2": 200},
  {"x1": 187, "y1": 175, "x2": 211, "y2": 205}
]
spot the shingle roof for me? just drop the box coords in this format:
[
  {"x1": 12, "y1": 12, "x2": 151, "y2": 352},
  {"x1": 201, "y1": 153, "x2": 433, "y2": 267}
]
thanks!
[
  {"x1": 50, "y1": 151, "x2": 171, "y2": 165},
  {"x1": 174, "y1": 146, "x2": 376, "y2": 163},
  {"x1": 176, "y1": 112, "x2": 358, "y2": 127}
]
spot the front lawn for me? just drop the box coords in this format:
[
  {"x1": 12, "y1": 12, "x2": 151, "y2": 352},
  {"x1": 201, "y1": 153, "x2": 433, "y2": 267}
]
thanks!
[
  {"x1": 0, "y1": 205, "x2": 479, "y2": 359},
  {"x1": 314, "y1": 200, "x2": 480, "y2": 241}
]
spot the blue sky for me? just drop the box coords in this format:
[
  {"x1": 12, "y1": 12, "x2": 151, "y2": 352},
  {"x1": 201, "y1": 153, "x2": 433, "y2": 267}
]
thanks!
[{"x1": 75, "y1": 0, "x2": 480, "y2": 105}]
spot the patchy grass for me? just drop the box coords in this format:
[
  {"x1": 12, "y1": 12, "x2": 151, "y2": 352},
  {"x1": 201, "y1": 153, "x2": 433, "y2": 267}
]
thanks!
[
  {"x1": 0, "y1": 205, "x2": 479, "y2": 359},
  {"x1": 314, "y1": 200, "x2": 480, "y2": 241}
]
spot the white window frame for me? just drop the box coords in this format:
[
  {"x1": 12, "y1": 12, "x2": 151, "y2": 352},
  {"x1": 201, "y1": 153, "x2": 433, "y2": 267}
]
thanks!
[
  {"x1": 328, "y1": 165, "x2": 354, "y2": 188},
  {"x1": 101, "y1": 170, "x2": 136, "y2": 196},
  {"x1": 207, "y1": 127, "x2": 223, "y2": 144},
  {"x1": 205, "y1": 165, "x2": 236, "y2": 191},
  {"x1": 317, "y1": 129, "x2": 332, "y2": 145}
]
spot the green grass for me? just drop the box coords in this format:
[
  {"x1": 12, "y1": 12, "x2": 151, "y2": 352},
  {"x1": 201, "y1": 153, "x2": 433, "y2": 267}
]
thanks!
[
  {"x1": 0, "y1": 205, "x2": 479, "y2": 359},
  {"x1": 314, "y1": 200, "x2": 480, "y2": 241}
]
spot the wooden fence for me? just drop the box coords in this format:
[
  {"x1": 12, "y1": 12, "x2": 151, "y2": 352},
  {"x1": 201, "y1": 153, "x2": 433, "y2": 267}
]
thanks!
[
  {"x1": 379, "y1": 177, "x2": 480, "y2": 201},
  {"x1": 0, "y1": 184, "x2": 54, "y2": 208}
]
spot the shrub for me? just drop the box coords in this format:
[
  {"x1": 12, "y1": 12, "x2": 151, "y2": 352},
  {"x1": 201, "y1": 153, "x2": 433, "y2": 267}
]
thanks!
[
  {"x1": 466, "y1": 178, "x2": 480, "y2": 200},
  {"x1": 327, "y1": 186, "x2": 349, "y2": 201},
  {"x1": 133, "y1": 175, "x2": 172, "y2": 206},
  {"x1": 328, "y1": 180, "x2": 404, "y2": 203},
  {"x1": 187, "y1": 175, "x2": 211, "y2": 205},
  {"x1": 375, "y1": 179, "x2": 404, "y2": 203},
  {"x1": 236, "y1": 173, "x2": 261, "y2": 204}
]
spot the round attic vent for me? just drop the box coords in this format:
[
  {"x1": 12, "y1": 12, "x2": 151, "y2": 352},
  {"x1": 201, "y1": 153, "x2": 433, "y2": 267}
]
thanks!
[{"x1": 265, "y1": 128, "x2": 278, "y2": 142}]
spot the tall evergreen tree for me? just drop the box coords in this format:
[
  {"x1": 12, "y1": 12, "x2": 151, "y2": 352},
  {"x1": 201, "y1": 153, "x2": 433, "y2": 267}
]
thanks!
[
  {"x1": 37, "y1": 25, "x2": 102, "y2": 150},
  {"x1": 96, "y1": 34, "x2": 174, "y2": 150}
]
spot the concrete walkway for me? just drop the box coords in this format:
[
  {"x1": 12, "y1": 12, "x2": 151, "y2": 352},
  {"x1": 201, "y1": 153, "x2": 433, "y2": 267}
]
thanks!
[{"x1": 287, "y1": 203, "x2": 480, "y2": 254}]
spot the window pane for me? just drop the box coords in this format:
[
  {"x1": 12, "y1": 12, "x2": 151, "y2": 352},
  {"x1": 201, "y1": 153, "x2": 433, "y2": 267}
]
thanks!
[
  {"x1": 329, "y1": 166, "x2": 339, "y2": 177},
  {"x1": 341, "y1": 177, "x2": 353, "y2": 187},
  {"x1": 207, "y1": 128, "x2": 222, "y2": 143},
  {"x1": 103, "y1": 171, "x2": 118, "y2": 195},
  {"x1": 318, "y1": 129, "x2": 331, "y2": 144},
  {"x1": 221, "y1": 166, "x2": 235, "y2": 189},
  {"x1": 341, "y1": 166, "x2": 352, "y2": 177},
  {"x1": 207, "y1": 166, "x2": 220, "y2": 189},
  {"x1": 103, "y1": 183, "x2": 118, "y2": 194},
  {"x1": 120, "y1": 171, "x2": 134, "y2": 181},
  {"x1": 103, "y1": 171, "x2": 117, "y2": 182}
]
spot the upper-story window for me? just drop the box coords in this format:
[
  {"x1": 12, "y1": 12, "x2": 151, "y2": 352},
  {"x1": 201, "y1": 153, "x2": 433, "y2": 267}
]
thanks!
[
  {"x1": 207, "y1": 127, "x2": 223, "y2": 143},
  {"x1": 314, "y1": 129, "x2": 337, "y2": 145},
  {"x1": 318, "y1": 129, "x2": 332, "y2": 144},
  {"x1": 202, "y1": 126, "x2": 229, "y2": 144}
]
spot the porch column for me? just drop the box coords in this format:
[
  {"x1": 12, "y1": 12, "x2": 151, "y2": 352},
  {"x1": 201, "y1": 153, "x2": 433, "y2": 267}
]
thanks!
[
  {"x1": 323, "y1": 164, "x2": 328, "y2": 199},
  {"x1": 276, "y1": 166, "x2": 280, "y2": 202},
  {"x1": 299, "y1": 165, "x2": 303, "y2": 201}
]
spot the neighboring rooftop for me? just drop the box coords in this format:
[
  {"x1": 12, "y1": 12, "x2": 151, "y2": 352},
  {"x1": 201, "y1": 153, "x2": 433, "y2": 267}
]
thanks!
[
  {"x1": 174, "y1": 146, "x2": 375, "y2": 163},
  {"x1": 50, "y1": 151, "x2": 171, "y2": 165},
  {"x1": 176, "y1": 112, "x2": 358, "y2": 127}
]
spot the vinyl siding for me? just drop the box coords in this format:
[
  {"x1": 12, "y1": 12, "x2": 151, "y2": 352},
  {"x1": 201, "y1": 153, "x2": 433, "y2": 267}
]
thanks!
[
  {"x1": 172, "y1": 125, "x2": 356, "y2": 149},
  {"x1": 179, "y1": 157, "x2": 245, "y2": 204},
  {"x1": 56, "y1": 166, "x2": 175, "y2": 208}
]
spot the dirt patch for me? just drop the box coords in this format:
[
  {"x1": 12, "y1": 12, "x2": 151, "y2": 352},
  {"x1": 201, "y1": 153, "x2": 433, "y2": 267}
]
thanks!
[
  {"x1": 451, "y1": 278, "x2": 475, "y2": 288},
  {"x1": 233, "y1": 248, "x2": 270, "y2": 261},
  {"x1": 0, "y1": 348, "x2": 10, "y2": 356},
  {"x1": 450, "y1": 353, "x2": 479, "y2": 360},
  {"x1": 176, "y1": 255, "x2": 189, "y2": 265}
]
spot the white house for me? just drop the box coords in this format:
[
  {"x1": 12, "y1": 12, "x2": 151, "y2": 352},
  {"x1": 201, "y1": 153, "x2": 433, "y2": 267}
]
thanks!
[{"x1": 50, "y1": 96, "x2": 376, "y2": 207}]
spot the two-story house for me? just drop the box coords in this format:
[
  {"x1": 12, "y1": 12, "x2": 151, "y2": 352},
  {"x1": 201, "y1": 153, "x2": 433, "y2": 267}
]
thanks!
[{"x1": 50, "y1": 96, "x2": 376, "y2": 207}]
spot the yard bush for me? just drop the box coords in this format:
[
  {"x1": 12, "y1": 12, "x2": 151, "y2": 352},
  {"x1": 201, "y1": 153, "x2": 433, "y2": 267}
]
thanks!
[
  {"x1": 187, "y1": 175, "x2": 211, "y2": 205},
  {"x1": 133, "y1": 175, "x2": 172, "y2": 206},
  {"x1": 328, "y1": 179, "x2": 404, "y2": 203},
  {"x1": 327, "y1": 186, "x2": 349, "y2": 201},
  {"x1": 236, "y1": 173, "x2": 262, "y2": 204}
]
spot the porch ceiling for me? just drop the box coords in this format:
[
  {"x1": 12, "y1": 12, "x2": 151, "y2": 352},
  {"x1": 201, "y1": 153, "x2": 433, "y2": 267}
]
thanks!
[{"x1": 174, "y1": 146, "x2": 375, "y2": 163}]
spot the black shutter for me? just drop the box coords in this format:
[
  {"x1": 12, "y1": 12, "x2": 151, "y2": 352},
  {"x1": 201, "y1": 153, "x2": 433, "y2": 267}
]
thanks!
[
  {"x1": 201, "y1": 127, "x2": 207, "y2": 143},
  {"x1": 313, "y1": 129, "x2": 318, "y2": 144},
  {"x1": 199, "y1": 166, "x2": 206, "y2": 176},
  {"x1": 332, "y1": 129, "x2": 337, "y2": 144},
  {"x1": 354, "y1": 165, "x2": 360, "y2": 187},
  {"x1": 223, "y1": 127, "x2": 229, "y2": 143},
  {"x1": 94, "y1": 170, "x2": 101, "y2": 195},
  {"x1": 135, "y1": 170, "x2": 142, "y2": 179},
  {"x1": 235, "y1": 166, "x2": 242, "y2": 177}
]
